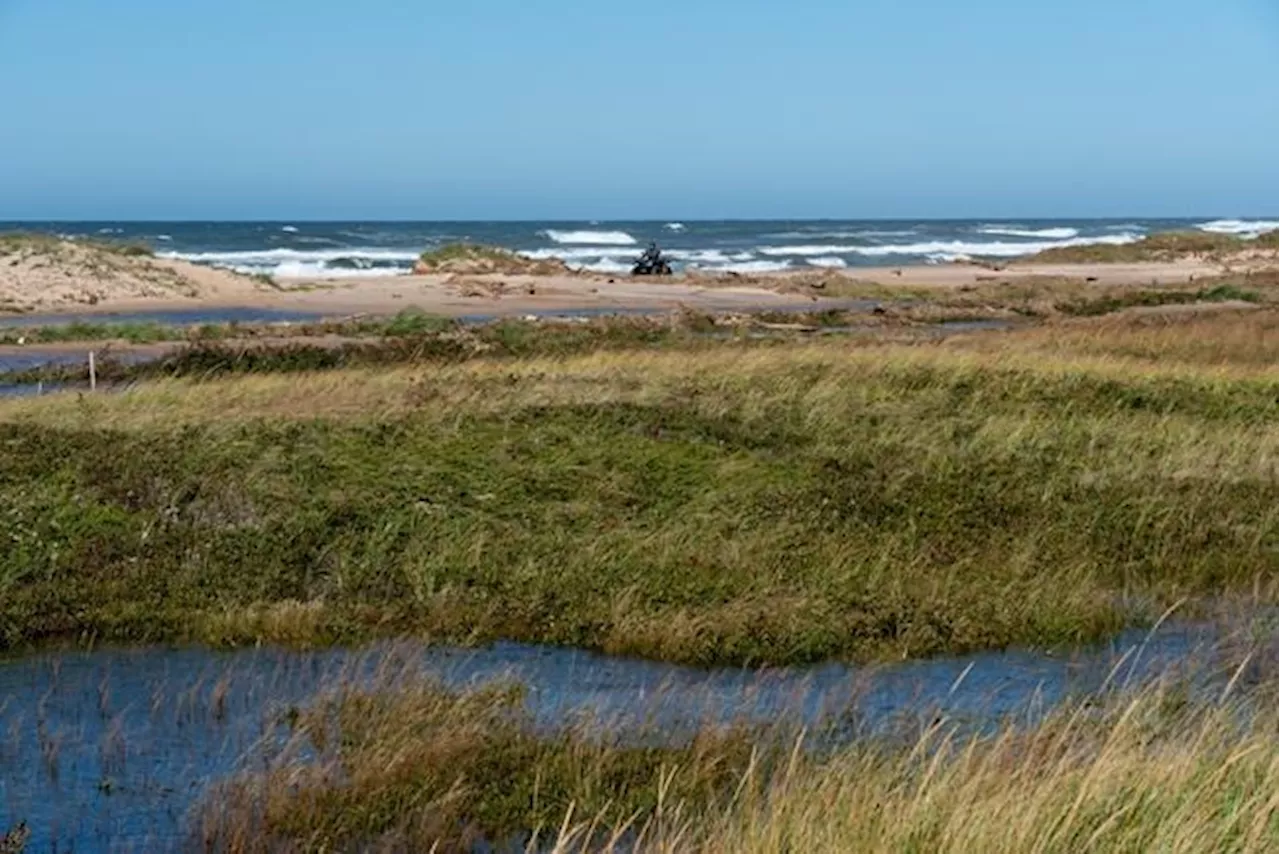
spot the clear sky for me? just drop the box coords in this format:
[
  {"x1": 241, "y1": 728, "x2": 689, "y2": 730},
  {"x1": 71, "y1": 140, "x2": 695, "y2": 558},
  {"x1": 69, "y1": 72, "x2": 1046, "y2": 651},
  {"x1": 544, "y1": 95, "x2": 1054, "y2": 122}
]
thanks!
[{"x1": 1, "y1": 0, "x2": 1275, "y2": 220}]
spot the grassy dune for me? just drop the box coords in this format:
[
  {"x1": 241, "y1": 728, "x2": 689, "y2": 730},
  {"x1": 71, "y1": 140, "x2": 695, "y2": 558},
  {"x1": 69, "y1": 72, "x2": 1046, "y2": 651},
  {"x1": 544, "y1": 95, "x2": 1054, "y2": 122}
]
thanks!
[
  {"x1": 415, "y1": 242, "x2": 570, "y2": 275},
  {"x1": 1026, "y1": 229, "x2": 1277, "y2": 263},
  {"x1": 199, "y1": 664, "x2": 1277, "y2": 853},
  {"x1": 0, "y1": 231, "x2": 155, "y2": 259},
  {"x1": 1, "y1": 308, "x2": 1274, "y2": 662}
]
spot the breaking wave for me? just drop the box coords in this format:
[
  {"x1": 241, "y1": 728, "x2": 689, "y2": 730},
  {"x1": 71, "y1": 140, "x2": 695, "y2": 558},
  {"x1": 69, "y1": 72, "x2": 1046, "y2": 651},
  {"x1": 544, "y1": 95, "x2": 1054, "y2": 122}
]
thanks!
[
  {"x1": 160, "y1": 247, "x2": 417, "y2": 278},
  {"x1": 520, "y1": 247, "x2": 641, "y2": 261},
  {"x1": 698, "y1": 259, "x2": 792, "y2": 274},
  {"x1": 575, "y1": 258, "x2": 633, "y2": 274},
  {"x1": 976, "y1": 226, "x2": 1079, "y2": 239},
  {"x1": 805, "y1": 257, "x2": 847, "y2": 268},
  {"x1": 1196, "y1": 219, "x2": 1279, "y2": 237},
  {"x1": 758, "y1": 233, "x2": 1141, "y2": 259},
  {"x1": 542, "y1": 229, "x2": 636, "y2": 245},
  {"x1": 765, "y1": 229, "x2": 918, "y2": 239},
  {"x1": 665, "y1": 249, "x2": 755, "y2": 264}
]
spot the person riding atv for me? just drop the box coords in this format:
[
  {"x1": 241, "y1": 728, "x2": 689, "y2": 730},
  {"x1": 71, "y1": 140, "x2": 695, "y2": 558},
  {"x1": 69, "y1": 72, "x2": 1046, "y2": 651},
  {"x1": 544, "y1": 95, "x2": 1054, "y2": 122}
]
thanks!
[{"x1": 632, "y1": 241, "x2": 672, "y2": 276}]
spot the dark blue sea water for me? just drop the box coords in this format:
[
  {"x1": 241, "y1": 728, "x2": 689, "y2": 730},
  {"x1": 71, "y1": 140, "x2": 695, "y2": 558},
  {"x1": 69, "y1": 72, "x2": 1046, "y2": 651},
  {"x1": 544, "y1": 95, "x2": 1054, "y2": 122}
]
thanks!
[{"x1": 2, "y1": 217, "x2": 1275, "y2": 278}]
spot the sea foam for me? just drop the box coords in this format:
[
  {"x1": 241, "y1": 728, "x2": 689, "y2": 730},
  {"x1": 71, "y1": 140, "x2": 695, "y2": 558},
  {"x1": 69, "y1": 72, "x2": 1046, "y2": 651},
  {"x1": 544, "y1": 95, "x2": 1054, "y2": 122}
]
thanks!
[
  {"x1": 1196, "y1": 219, "x2": 1279, "y2": 237},
  {"x1": 520, "y1": 247, "x2": 641, "y2": 261},
  {"x1": 665, "y1": 249, "x2": 754, "y2": 264},
  {"x1": 576, "y1": 258, "x2": 634, "y2": 274},
  {"x1": 542, "y1": 229, "x2": 637, "y2": 245},
  {"x1": 707, "y1": 259, "x2": 792, "y2": 274},
  {"x1": 758, "y1": 233, "x2": 1141, "y2": 259},
  {"x1": 160, "y1": 247, "x2": 418, "y2": 278},
  {"x1": 976, "y1": 226, "x2": 1079, "y2": 239}
]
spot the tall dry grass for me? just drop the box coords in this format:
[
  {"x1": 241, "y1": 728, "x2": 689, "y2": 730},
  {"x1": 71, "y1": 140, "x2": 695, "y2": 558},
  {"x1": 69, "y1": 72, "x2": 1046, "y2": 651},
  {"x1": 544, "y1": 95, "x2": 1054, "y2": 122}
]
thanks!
[{"x1": 200, "y1": 653, "x2": 1278, "y2": 854}]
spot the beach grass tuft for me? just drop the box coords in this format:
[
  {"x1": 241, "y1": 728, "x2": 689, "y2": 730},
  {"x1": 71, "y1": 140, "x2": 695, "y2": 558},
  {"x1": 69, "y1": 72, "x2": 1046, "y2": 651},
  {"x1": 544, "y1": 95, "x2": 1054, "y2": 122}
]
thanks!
[
  {"x1": 416, "y1": 242, "x2": 570, "y2": 275},
  {"x1": 198, "y1": 661, "x2": 1277, "y2": 853},
  {"x1": 0, "y1": 231, "x2": 154, "y2": 258}
]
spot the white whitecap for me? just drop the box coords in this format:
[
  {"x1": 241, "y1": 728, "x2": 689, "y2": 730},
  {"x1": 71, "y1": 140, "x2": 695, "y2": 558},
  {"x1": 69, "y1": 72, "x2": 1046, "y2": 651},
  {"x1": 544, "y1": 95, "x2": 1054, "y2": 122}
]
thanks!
[
  {"x1": 764, "y1": 229, "x2": 918, "y2": 239},
  {"x1": 575, "y1": 258, "x2": 633, "y2": 274},
  {"x1": 542, "y1": 229, "x2": 636, "y2": 245},
  {"x1": 663, "y1": 249, "x2": 754, "y2": 264},
  {"x1": 520, "y1": 247, "x2": 641, "y2": 261},
  {"x1": 1196, "y1": 219, "x2": 1279, "y2": 237},
  {"x1": 926, "y1": 252, "x2": 972, "y2": 264},
  {"x1": 757, "y1": 244, "x2": 862, "y2": 256},
  {"x1": 689, "y1": 259, "x2": 792, "y2": 274},
  {"x1": 664, "y1": 222, "x2": 686, "y2": 231},
  {"x1": 281, "y1": 225, "x2": 299, "y2": 233},
  {"x1": 805, "y1": 256, "x2": 847, "y2": 268},
  {"x1": 758, "y1": 233, "x2": 1142, "y2": 259},
  {"x1": 160, "y1": 247, "x2": 419, "y2": 264},
  {"x1": 977, "y1": 226, "x2": 1079, "y2": 239},
  {"x1": 158, "y1": 247, "x2": 418, "y2": 279},
  {"x1": 155, "y1": 234, "x2": 172, "y2": 241}
]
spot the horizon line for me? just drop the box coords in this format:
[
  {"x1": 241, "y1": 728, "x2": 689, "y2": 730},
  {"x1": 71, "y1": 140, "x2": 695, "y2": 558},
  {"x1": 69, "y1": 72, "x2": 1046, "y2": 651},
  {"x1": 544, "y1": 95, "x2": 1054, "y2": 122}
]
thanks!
[{"x1": 1, "y1": 214, "x2": 1275, "y2": 224}]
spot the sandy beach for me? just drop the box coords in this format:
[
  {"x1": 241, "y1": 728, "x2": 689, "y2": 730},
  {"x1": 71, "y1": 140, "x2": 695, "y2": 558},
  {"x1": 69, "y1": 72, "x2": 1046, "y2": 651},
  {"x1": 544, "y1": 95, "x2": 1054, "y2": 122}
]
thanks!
[{"x1": 1, "y1": 234, "x2": 1267, "y2": 322}]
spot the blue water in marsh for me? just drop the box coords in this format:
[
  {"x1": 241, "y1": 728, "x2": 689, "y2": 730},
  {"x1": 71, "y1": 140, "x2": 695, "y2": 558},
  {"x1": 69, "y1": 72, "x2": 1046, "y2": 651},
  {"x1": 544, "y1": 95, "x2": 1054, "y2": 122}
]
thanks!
[
  {"x1": 0, "y1": 621, "x2": 1242, "y2": 853},
  {"x1": 3, "y1": 217, "x2": 1275, "y2": 278},
  {"x1": 0, "y1": 308, "x2": 327, "y2": 329}
]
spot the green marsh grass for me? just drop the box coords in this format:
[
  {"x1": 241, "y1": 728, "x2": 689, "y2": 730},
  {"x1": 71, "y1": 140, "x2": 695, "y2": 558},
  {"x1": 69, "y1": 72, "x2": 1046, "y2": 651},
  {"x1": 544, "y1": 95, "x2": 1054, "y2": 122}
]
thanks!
[
  {"x1": 0, "y1": 309, "x2": 1274, "y2": 661},
  {"x1": 0, "y1": 320, "x2": 181, "y2": 346},
  {"x1": 1054, "y1": 283, "x2": 1263, "y2": 317}
]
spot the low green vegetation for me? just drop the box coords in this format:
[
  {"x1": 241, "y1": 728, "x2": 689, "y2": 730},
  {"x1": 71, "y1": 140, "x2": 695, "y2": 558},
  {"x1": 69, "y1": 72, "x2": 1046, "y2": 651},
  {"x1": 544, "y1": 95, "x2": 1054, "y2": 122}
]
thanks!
[
  {"x1": 417, "y1": 242, "x2": 519, "y2": 265},
  {"x1": 0, "y1": 320, "x2": 181, "y2": 346},
  {"x1": 1055, "y1": 282, "x2": 1263, "y2": 316},
  {"x1": 415, "y1": 242, "x2": 568, "y2": 275},
  {"x1": 0, "y1": 308, "x2": 1274, "y2": 662},
  {"x1": 1027, "y1": 229, "x2": 1275, "y2": 263},
  {"x1": 0, "y1": 231, "x2": 154, "y2": 258},
  {"x1": 4, "y1": 310, "x2": 908, "y2": 386},
  {"x1": 0, "y1": 308, "x2": 463, "y2": 347},
  {"x1": 1251, "y1": 228, "x2": 1278, "y2": 249}
]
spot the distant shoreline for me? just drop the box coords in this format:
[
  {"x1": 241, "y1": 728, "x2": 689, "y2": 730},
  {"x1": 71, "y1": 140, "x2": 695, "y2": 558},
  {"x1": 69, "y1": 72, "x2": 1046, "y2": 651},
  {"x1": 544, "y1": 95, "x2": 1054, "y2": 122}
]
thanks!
[
  {"x1": 5, "y1": 217, "x2": 1275, "y2": 280},
  {"x1": 0, "y1": 258, "x2": 1249, "y2": 322},
  {"x1": 0, "y1": 258, "x2": 1253, "y2": 322},
  {"x1": 1, "y1": 225, "x2": 1274, "y2": 320}
]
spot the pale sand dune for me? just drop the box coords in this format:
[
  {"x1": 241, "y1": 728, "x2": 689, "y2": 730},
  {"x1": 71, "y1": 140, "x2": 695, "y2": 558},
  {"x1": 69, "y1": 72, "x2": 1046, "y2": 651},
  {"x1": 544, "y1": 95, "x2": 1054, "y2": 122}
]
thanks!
[{"x1": 0, "y1": 238, "x2": 264, "y2": 313}]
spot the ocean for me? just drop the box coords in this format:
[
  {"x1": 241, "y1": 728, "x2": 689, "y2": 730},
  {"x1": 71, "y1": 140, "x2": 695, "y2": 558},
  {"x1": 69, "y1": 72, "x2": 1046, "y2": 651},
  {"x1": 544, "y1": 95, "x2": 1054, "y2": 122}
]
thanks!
[{"x1": 2, "y1": 218, "x2": 1275, "y2": 279}]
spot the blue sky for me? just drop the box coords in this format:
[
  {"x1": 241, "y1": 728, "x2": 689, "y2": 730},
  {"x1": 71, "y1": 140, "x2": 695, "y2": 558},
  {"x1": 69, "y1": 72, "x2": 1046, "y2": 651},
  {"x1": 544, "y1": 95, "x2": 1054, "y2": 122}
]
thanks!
[{"x1": 1, "y1": 0, "x2": 1275, "y2": 219}]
